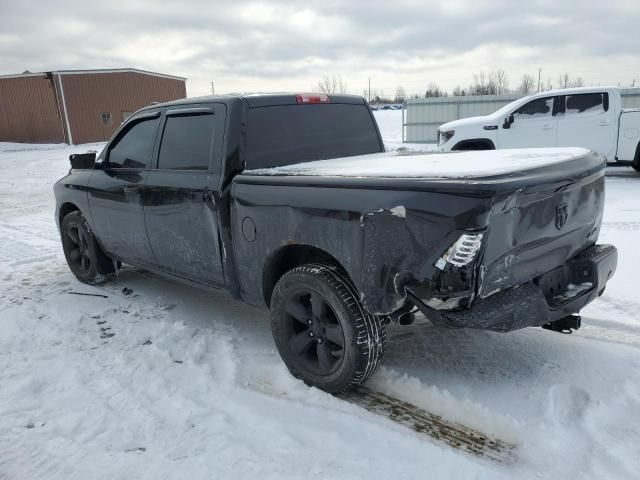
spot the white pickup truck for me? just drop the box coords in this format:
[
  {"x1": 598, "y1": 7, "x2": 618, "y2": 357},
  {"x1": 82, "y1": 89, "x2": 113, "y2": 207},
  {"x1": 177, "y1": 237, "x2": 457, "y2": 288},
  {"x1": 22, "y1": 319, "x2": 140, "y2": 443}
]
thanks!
[{"x1": 437, "y1": 86, "x2": 640, "y2": 171}]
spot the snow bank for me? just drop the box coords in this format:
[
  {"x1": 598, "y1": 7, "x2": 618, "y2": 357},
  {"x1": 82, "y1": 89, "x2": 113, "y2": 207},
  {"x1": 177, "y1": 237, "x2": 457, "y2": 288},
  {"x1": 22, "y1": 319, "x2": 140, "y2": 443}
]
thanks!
[{"x1": 247, "y1": 147, "x2": 591, "y2": 178}]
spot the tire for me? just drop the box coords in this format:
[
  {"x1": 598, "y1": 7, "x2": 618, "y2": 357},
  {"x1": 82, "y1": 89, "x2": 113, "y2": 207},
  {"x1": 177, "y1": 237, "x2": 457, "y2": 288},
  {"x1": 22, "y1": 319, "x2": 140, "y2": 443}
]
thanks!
[
  {"x1": 633, "y1": 143, "x2": 640, "y2": 172},
  {"x1": 60, "y1": 211, "x2": 113, "y2": 284},
  {"x1": 269, "y1": 263, "x2": 386, "y2": 393}
]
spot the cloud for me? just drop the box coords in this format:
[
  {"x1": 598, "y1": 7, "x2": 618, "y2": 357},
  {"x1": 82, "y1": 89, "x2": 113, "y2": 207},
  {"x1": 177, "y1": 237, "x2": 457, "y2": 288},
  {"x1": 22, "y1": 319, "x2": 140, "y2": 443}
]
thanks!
[{"x1": 1, "y1": 0, "x2": 638, "y2": 97}]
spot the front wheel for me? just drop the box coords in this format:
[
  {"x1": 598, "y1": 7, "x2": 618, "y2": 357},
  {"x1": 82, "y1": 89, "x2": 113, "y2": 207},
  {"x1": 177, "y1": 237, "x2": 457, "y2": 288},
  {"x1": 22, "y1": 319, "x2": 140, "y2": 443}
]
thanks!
[
  {"x1": 633, "y1": 143, "x2": 640, "y2": 172},
  {"x1": 269, "y1": 263, "x2": 386, "y2": 393},
  {"x1": 61, "y1": 211, "x2": 113, "y2": 284}
]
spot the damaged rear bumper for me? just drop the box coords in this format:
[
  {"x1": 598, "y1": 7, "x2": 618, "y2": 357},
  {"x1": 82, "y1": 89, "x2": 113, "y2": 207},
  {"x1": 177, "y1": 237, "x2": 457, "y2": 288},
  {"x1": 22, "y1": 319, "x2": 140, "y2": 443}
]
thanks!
[{"x1": 406, "y1": 244, "x2": 617, "y2": 332}]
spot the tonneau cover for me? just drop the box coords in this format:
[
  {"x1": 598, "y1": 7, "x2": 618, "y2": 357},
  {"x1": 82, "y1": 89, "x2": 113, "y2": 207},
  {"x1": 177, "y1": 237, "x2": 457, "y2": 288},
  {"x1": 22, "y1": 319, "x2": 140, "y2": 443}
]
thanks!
[{"x1": 246, "y1": 147, "x2": 592, "y2": 179}]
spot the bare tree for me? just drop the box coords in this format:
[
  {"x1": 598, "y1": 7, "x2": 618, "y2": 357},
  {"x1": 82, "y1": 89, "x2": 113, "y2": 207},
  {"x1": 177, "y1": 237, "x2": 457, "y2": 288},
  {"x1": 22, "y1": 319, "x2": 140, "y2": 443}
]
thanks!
[
  {"x1": 394, "y1": 85, "x2": 406, "y2": 103},
  {"x1": 469, "y1": 71, "x2": 491, "y2": 95},
  {"x1": 489, "y1": 69, "x2": 509, "y2": 94},
  {"x1": 469, "y1": 69, "x2": 509, "y2": 95},
  {"x1": 517, "y1": 74, "x2": 535, "y2": 94},
  {"x1": 424, "y1": 82, "x2": 447, "y2": 98},
  {"x1": 558, "y1": 73, "x2": 585, "y2": 89},
  {"x1": 452, "y1": 85, "x2": 466, "y2": 97},
  {"x1": 316, "y1": 75, "x2": 348, "y2": 94}
]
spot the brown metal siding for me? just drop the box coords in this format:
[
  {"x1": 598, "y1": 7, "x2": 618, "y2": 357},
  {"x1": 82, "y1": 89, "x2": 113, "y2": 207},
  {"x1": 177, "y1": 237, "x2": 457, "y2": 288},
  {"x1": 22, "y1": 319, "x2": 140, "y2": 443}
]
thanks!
[
  {"x1": 62, "y1": 72, "x2": 186, "y2": 144},
  {"x1": 0, "y1": 76, "x2": 65, "y2": 143}
]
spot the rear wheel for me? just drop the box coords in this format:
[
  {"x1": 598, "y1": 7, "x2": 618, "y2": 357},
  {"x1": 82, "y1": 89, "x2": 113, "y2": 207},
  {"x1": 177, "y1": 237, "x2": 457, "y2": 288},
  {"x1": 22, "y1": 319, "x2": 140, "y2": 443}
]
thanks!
[
  {"x1": 61, "y1": 211, "x2": 112, "y2": 284},
  {"x1": 270, "y1": 263, "x2": 386, "y2": 393}
]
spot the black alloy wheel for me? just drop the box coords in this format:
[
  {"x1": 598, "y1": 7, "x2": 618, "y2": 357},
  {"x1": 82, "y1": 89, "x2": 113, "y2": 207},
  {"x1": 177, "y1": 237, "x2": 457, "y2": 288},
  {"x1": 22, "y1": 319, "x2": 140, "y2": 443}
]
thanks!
[
  {"x1": 283, "y1": 290, "x2": 346, "y2": 376},
  {"x1": 270, "y1": 263, "x2": 386, "y2": 393},
  {"x1": 60, "y1": 211, "x2": 112, "y2": 284},
  {"x1": 65, "y1": 223, "x2": 92, "y2": 276}
]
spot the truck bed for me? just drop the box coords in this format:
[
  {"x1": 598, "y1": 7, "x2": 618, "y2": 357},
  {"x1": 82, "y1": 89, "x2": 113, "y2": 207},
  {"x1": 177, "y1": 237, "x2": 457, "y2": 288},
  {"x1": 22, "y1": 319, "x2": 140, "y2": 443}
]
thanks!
[{"x1": 234, "y1": 148, "x2": 607, "y2": 321}]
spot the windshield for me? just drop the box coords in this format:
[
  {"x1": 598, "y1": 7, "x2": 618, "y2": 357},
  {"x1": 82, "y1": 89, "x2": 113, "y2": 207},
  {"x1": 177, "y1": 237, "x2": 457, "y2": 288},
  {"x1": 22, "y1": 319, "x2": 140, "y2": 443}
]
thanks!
[{"x1": 492, "y1": 96, "x2": 532, "y2": 118}]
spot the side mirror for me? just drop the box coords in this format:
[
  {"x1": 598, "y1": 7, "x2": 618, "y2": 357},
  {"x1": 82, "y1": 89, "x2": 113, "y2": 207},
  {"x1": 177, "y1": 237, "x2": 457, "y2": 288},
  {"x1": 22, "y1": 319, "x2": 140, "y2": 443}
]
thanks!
[
  {"x1": 503, "y1": 114, "x2": 515, "y2": 129},
  {"x1": 69, "y1": 152, "x2": 97, "y2": 170}
]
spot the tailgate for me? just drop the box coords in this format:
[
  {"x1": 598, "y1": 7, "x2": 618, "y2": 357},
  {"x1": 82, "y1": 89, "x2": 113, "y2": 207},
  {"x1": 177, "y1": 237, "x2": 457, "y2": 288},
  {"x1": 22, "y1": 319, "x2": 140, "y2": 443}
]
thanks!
[{"x1": 478, "y1": 158, "x2": 605, "y2": 299}]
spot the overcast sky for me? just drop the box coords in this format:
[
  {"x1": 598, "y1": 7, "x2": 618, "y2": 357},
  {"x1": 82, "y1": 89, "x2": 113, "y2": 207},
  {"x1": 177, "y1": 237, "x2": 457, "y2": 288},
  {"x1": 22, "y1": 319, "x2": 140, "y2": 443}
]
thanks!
[{"x1": 1, "y1": 0, "x2": 638, "y2": 98}]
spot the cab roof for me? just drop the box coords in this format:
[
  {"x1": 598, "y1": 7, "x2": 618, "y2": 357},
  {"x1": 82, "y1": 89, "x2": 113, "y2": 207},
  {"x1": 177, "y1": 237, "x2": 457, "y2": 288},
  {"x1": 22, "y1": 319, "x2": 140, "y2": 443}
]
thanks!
[{"x1": 141, "y1": 93, "x2": 366, "y2": 111}]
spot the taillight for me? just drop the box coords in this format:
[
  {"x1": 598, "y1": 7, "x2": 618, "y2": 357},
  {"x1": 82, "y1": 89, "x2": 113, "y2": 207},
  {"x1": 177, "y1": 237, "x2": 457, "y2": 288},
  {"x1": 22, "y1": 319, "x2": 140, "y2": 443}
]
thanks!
[
  {"x1": 435, "y1": 233, "x2": 484, "y2": 269},
  {"x1": 296, "y1": 94, "x2": 330, "y2": 104}
]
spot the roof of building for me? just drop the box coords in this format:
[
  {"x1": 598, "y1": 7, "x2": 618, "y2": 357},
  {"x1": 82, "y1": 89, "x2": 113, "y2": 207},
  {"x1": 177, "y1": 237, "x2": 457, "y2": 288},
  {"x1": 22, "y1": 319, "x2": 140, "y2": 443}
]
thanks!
[{"x1": 0, "y1": 68, "x2": 186, "y2": 81}]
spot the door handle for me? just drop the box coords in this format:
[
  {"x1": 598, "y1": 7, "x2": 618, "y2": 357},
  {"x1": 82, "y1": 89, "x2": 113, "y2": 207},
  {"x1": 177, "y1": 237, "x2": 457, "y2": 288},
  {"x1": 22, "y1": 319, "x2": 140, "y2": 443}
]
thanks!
[
  {"x1": 598, "y1": 120, "x2": 610, "y2": 126},
  {"x1": 203, "y1": 189, "x2": 216, "y2": 207},
  {"x1": 542, "y1": 124, "x2": 554, "y2": 130},
  {"x1": 123, "y1": 186, "x2": 139, "y2": 194}
]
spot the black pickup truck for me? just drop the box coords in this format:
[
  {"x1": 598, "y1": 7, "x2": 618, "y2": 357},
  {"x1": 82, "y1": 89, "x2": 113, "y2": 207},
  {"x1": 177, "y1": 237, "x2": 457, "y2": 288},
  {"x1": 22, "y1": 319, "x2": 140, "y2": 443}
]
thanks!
[{"x1": 55, "y1": 93, "x2": 617, "y2": 393}]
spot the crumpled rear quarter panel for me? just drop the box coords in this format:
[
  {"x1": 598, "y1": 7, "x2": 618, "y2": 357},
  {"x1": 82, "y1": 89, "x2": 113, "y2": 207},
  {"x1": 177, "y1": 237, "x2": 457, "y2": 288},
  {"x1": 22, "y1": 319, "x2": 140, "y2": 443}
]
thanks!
[{"x1": 230, "y1": 179, "x2": 492, "y2": 314}]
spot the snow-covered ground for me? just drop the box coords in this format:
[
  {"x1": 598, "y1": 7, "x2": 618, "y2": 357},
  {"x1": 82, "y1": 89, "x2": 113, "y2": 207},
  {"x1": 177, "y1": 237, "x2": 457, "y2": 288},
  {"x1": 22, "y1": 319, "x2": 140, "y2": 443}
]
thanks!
[{"x1": 1, "y1": 111, "x2": 640, "y2": 479}]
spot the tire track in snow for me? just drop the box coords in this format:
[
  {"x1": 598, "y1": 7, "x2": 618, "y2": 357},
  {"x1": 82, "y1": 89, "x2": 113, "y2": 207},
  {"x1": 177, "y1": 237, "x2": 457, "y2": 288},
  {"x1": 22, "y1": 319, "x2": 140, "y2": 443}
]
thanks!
[
  {"x1": 577, "y1": 325, "x2": 640, "y2": 348},
  {"x1": 601, "y1": 221, "x2": 640, "y2": 231},
  {"x1": 246, "y1": 378, "x2": 517, "y2": 463},
  {"x1": 340, "y1": 387, "x2": 517, "y2": 463}
]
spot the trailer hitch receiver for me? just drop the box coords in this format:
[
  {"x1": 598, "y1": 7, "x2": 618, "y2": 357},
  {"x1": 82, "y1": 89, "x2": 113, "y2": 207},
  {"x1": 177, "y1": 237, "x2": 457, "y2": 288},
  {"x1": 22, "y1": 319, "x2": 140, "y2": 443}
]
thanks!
[{"x1": 542, "y1": 315, "x2": 581, "y2": 334}]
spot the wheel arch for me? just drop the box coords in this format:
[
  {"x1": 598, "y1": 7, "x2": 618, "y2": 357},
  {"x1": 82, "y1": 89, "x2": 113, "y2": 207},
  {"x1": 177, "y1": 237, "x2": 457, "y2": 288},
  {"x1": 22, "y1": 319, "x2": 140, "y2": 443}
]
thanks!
[
  {"x1": 451, "y1": 138, "x2": 496, "y2": 151},
  {"x1": 58, "y1": 202, "x2": 81, "y2": 228},
  {"x1": 262, "y1": 244, "x2": 352, "y2": 307}
]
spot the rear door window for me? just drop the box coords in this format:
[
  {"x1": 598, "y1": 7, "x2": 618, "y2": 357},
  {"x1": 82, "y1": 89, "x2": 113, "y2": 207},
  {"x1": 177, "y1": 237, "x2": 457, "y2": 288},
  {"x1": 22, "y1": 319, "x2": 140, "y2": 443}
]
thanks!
[
  {"x1": 562, "y1": 93, "x2": 608, "y2": 116},
  {"x1": 107, "y1": 116, "x2": 159, "y2": 169},
  {"x1": 246, "y1": 104, "x2": 382, "y2": 169},
  {"x1": 158, "y1": 113, "x2": 215, "y2": 170},
  {"x1": 513, "y1": 97, "x2": 554, "y2": 119}
]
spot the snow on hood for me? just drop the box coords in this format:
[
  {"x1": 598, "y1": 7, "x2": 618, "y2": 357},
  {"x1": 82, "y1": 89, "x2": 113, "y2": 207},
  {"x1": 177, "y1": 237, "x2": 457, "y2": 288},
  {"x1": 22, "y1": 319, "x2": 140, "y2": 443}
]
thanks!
[
  {"x1": 246, "y1": 147, "x2": 592, "y2": 179},
  {"x1": 439, "y1": 115, "x2": 491, "y2": 130}
]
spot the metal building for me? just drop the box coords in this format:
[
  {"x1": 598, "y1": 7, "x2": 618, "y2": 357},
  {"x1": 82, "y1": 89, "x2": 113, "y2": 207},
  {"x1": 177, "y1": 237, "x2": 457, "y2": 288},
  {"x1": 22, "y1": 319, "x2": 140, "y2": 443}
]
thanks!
[
  {"x1": 403, "y1": 87, "x2": 640, "y2": 143},
  {"x1": 0, "y1": 68, "x2": 186, "y2": 144}
]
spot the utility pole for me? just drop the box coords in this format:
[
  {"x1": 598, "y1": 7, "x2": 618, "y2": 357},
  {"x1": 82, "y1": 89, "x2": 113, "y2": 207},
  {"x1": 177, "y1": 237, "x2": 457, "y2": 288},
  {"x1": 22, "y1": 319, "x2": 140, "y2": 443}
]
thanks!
[
  {"x1": 368, "y1": 78, "x2": 371, "y2": 103},
  {"x1": 537, "y1": 68, "x2": 542, "y2": 93},
  {"x1": 210, "y1": 81, "x2": 215, "y2": 95}
]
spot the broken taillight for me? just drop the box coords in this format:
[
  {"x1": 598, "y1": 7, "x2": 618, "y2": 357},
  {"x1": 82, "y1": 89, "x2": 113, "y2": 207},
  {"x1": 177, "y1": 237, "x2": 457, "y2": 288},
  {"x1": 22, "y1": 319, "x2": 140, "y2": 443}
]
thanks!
[{"x1": 435, "y1": 233, "x2": 484, "y2": 269}]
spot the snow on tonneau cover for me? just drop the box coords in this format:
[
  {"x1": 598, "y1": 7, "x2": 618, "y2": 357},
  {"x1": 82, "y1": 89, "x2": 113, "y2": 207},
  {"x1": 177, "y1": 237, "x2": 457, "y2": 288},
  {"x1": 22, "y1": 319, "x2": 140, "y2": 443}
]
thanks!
[
  {"x1": 246, "y1": 147, "x2": 590, "y2": 178},
  {"x1": 245, "y1": 147, "x2": 606, "y2": 302}
]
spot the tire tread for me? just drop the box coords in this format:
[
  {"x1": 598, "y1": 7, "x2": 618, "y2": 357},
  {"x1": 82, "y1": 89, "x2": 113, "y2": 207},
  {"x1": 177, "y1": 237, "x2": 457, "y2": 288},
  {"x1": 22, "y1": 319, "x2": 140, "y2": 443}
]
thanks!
[{"x1": 276, "y1": 263, "x2": 386, "y2": 392}]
